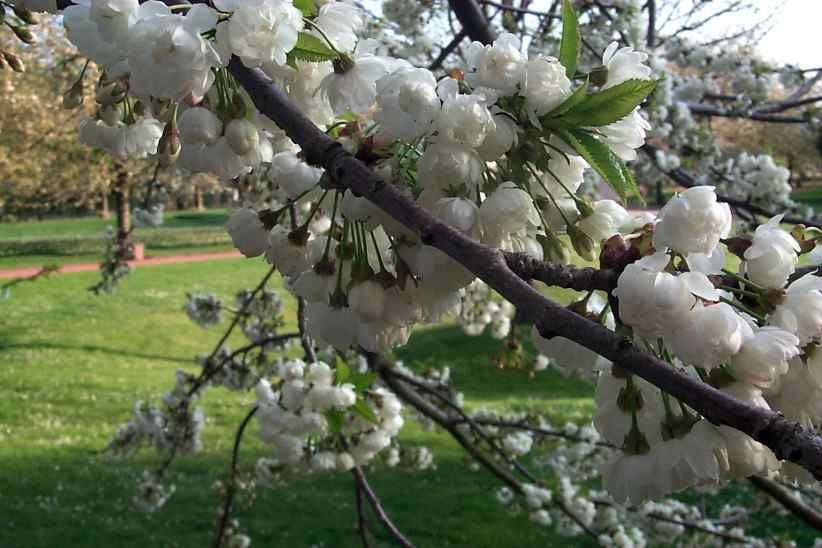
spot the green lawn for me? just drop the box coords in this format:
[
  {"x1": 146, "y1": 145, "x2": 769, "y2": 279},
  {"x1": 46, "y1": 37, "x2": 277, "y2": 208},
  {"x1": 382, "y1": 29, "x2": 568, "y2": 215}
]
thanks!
[
  {"x1": 793, "y1": 187, "x2": 822, "y2": 210},
  {"x1": 0, "y1": 258, "x2": 814, "y2": 547},
  {"x1": 0, "y1": 209, "x2": 234, "y2": 270},
  {"x1": 0, "y1": 209, "x2": 230, "y2": 241}
]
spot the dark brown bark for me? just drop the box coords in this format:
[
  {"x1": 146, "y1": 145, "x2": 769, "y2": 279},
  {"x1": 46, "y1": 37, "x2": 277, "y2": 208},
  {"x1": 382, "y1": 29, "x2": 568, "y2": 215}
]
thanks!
[{"x1": 227, "y1": 58, "x2": 822, "y2": 480}]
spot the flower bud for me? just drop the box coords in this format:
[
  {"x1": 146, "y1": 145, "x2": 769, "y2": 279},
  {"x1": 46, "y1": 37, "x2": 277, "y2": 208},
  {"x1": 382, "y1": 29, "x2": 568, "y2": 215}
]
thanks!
[
  {"x1": 13, "y1": 7, "x2": 39, "y2": 25},
  {"x1": 568, "y1": 224, "x2": 596, "y2": 262},
  {"x1": 576, "y1": 198, "x2": 595, "y2": 219},
  {"x1": 96, "y1": 82, "x2": 125, "y2": 106},
  {"x1": 333, "y1": 54, "x2": 356, "y2": 74},
  {"x1": 622, "y1": 423, "x2": 649, "y2": 455},
  {"x1": 537, "y1": 232, "x2": 569, "y2": 264},
  {"x1": 63, "y1": 80, "x2": 84, "y2": 110},
  {"x1": 229, "y1": 92, "x2": 247, "y2": 120},
  {"x1": 158, "y1": 119, "x2": 181, "y2": 167},
  {"x1": 3, "y1": 51, "x2": 24, "y2": 72},
  {"x1": 11, "y1": 25, "x2": 36, "y2": 45},
  {"x1": 600, "y1": 234, "x2": 640, "y2": 271},
  {"x1": 617, "y1": 384, "x2": 644, "y2": 412}
]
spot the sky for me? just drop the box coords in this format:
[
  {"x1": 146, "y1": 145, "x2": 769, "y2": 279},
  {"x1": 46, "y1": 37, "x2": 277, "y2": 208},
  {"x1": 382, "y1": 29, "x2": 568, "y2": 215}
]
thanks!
[
  {"x1": 365, "y1": 0, "x2": 821, "y2": 69},
  {"x1": 756, "y1": 0, "x2": 822, "y2": 69}
]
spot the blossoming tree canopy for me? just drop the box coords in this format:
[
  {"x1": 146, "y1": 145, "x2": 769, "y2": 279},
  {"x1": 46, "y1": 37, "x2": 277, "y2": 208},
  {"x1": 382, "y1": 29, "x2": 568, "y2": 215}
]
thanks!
[{"x1": 5, "y1": 0, "x2": 822, "y2": 545}]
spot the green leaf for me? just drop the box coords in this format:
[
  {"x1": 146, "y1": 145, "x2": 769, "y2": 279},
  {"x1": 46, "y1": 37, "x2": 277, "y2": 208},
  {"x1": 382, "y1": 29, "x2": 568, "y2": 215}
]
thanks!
[
  {"x1": 351, "y1": 398, "x2": 379, "y2": 425},
  {"x1": 559, "y1": 0, "x2": 580, "y2": 79},
  {"x1": 543, "y1": 79, "x2": 589, "y2": 119},
  {"x1": 294, "y1": 0, "x2": 317, "y2": 17},
  {"x1": 324, "y1": 408, "x2": 345, "y2": 434},
  {"x1": 618, "y1": 158, "x2": 645, "y2": 206},
  {"x1": 334, "y1": 356, "x2": 350, "y2": 385},
  {"x1": 561, "y1": 79, "x2": 657, "y2": 127},
  {"x1": 350, "y1": 372, "x2": 376, "y2": 392},
  {"x1": 556, "y1": 128, "x2": 638, "y2": 203},
  {"x1": 288, "y1": 31, "x2": 338, "y2": 64}
]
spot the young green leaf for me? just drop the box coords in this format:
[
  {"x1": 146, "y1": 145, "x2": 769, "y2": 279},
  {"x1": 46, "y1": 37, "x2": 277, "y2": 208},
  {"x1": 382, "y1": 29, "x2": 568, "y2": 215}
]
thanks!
[
  {"x1": 293, "y1": 0, "x2": 317, "y2": 17},
  {"x1": 288, "y1": 31, "x2": 339, "y2": 64},
  {"x1": 351, "y1": 398, "x2": 379, "y2": 425},
  {"x1": 350, "y1": 372, "x2": 377, "y2": 392},
  {"x1": 560, "y1": 79, "x2": 657, "y2": 127},
  {"x1": 555, "y1": 128, "x2": 638, "y2": 203},
  {"x1": 334, "y1": 356, "x2": 351, "y2": 384},
  {"x1": 324, "y1": 408, "x2": 345, "y2": 434},
  {"x1": 543, "y1": 79, "x2": 589, "y2": 119},
  {"x1": 559, "y1": 0, "x2": 580, "y2": 79}
]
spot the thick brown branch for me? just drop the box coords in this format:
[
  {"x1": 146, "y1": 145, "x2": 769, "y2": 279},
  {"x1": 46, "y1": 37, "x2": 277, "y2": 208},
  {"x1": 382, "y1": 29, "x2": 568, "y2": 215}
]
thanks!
[
  {"x1": 504, "y1": 251, "x2": 619, "y2": 291},
  {"x1": 448, "y1": 0, "x2": 497, "y2": 44},
  {"x1": 228, "y1": 59, "x2": 822, "y2": 480}
]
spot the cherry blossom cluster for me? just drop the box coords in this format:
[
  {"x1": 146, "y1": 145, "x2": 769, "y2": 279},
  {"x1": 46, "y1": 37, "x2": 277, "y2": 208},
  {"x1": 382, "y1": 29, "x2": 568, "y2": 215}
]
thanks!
[
  {"x1": 457, "y1": 279, "x2": 515, "y2": 339},
  {"x1": 528, "y1": 184, "x2": 822, "y2": 503},
  {"x1": 13, "y1": 0, "x2": 822, "y2": 544},
  {"x1": 255, "y1": 358, "x2": 403, "y2": 471}
]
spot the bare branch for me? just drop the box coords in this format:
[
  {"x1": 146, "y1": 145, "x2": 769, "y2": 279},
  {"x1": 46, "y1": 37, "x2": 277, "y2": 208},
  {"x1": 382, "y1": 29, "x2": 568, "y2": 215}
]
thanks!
[
  {"x1": 350, "y1": 466, "x2": 415, "y2": 548},
  {"x1": 749, "y1": 476, "x2": 822, "y2": 532},
  {"x1": 213, "y1": 406, "x2": 259, "y2": 548}
]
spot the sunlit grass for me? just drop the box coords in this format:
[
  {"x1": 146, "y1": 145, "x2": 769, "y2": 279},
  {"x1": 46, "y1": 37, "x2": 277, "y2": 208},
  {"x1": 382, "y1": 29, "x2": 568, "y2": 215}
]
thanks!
[{"x1": 0, "y1": 258, "x2": 814, "y2": 546}]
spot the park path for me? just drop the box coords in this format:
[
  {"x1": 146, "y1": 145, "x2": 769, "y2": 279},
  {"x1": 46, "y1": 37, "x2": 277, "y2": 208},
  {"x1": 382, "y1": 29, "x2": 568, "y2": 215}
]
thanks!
[{"x1": 0, "y1": 250, "x2": 242, "y2": 280}]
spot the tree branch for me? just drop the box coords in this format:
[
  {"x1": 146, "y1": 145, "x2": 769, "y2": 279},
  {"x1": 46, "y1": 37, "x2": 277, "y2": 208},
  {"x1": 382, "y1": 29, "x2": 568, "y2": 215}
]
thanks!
[
  {"x1": 748, "y1": 476, "x2": 822, "y2": 532},
  {"x1": 227, "y1": 58, "x2": 822, "y2": 480},
  {"x1": 641, "y1": 144, "x2": 822, "y2": 229},
  {"x1": 354, "y1": 479, "x2": 372, "y2": 548},
  {"x1": 350, "y1": 465, "x2": 415, "y2": 548},
  {"x1": 504, "y1": 251, "x2": 619, "y2": 291},
  {"x1": 448, "y1": 0, "x2": 497, "y2": 44},
  {"x1": 213, "y1": 406, "x2": 259, "y2": 548},
  {"x1": 687, "y1": 102, "x2": 810, "y2": 124}
]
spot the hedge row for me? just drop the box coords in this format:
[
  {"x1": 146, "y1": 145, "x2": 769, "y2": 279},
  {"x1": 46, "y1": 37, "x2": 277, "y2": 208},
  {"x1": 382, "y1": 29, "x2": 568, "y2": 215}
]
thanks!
[{"x1": 0, "y1": 228, "x2": 231, "y2": 257}]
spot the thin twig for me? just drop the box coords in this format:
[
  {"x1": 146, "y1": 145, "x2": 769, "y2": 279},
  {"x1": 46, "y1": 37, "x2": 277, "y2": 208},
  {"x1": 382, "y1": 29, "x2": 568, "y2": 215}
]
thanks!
[
  {"x1": 213, "y1": 406, "x2": 259, "y2": 548},
  {"x1": 351, "y1": 466, "x2": 415, "y2": 548}
]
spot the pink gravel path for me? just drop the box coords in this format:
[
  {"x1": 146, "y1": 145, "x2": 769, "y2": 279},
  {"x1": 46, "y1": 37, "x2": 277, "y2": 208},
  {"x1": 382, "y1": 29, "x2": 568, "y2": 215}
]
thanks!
[{"x1": 0, "y1": 250, "x2": 242, "y2": 280}]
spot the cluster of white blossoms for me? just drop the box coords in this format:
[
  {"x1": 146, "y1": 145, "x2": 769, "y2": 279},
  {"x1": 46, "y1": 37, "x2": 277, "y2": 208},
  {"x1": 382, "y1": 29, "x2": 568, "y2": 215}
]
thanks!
[
  {"x1": 255, "y1": 359, "x2": 403, "y2": 470},
  {"x1": 33, "y1": 0, "x2": 657, "y2": 359},
  {"x1": 185, "y1": 292, "x2": 223, "y2": 328},
  {"x1": 575, "y1": 184, "x2": 822, "y2": 503},
  {"x1": 457, "y1": 280, "x2": 515, "y2": 338},
  {"x1": 25, "y1": 0, "x2": 822, "y2": 540},
  {"x1": 715, "y1": 152, "x2": 795, "y2": 209}
]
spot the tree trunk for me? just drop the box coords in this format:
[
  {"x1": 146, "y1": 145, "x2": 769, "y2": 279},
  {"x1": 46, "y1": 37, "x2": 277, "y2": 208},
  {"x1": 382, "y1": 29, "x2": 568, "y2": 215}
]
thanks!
[
  {"x1": 195, "y1": 187, "x2": 205, "y2": 211},
  {"x1": 113, "y1": 167, "x2": 131, "y2": 252},
  {"x1": 100, "y1": 190, "x2": 110, "y2": 220}
]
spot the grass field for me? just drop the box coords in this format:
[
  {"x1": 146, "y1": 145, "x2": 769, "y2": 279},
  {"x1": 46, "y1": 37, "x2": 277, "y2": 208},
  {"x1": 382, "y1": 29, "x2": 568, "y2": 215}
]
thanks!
[
  {"x1": 0, "y1": 210, "x2": 230, "y2": 241},
  {"x1": 793, "y1": 187, "x2": 822, "y2": 210},
  {"x1": 0, "y1": 210, "x2": 234, "y2": 270},
  {"x1": 0, "y1": 258, "x2": 815, "y2": 547}
]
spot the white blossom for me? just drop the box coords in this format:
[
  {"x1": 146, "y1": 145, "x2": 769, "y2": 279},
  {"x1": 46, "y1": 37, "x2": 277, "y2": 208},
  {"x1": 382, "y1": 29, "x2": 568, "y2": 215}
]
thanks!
[{"x1": 653, "y1": 186, "x2": 732, "y2": 256}]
